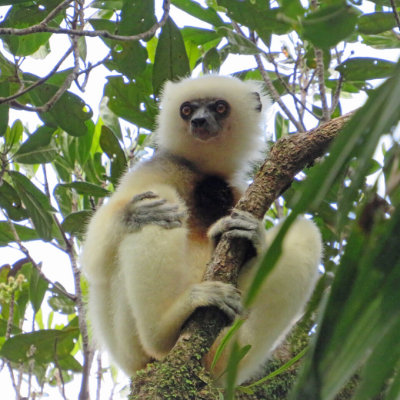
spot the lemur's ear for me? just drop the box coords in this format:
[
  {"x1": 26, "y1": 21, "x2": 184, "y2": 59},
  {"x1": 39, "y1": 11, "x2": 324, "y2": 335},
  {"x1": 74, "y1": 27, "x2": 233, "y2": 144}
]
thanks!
[{"x1": 251, "y1": 92, "x2": 262, "y2": 112}]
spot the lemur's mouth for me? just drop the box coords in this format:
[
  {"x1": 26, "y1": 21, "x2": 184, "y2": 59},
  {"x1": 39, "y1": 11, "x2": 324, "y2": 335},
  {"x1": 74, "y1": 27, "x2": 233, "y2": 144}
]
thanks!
[{"x1": 192, "y1": 127, "x2": 217, "y2": 141}]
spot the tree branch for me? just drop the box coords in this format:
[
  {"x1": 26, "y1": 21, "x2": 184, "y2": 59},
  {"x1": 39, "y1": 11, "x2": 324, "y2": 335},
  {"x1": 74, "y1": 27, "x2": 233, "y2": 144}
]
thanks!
[
  {"x1": 315, "y1": 48, "x2": 330, "y2": 122},
  {"x1": 0, "y1": 47, "x2": 73, "y2": 106},
  {"x1": 390, "y1": 0, "x2": 400, "y2": 31},
  {"x1": 130, "y1": 111, "x2": 355, "y2": 399},
  {"x1": 0, "y1": 0, "x2": 171, "y2": 42},
  {"x1": 254, "y1": 54, "x2": 305, "y2": 133}
]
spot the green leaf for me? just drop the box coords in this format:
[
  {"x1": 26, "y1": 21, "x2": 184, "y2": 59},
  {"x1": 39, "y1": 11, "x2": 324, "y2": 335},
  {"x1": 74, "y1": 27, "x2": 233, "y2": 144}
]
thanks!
[
  {"x1": 105, "y1": 74, "x2": 157, "y2": 130},
  {"x1": 217, "y1": 27, "x2": 260, "y2": 55},
  {"x1": 61, "y1": 211, "x2": 92, "y2": 238},
  {"x1": 202, "y1": 47, "x2": 221, "y2": 73},
  {"x1": 52, "y1": 155, "x2": 73, "y2": 183},
  {"x1": 385, "y1": 362, "x2": 400, "y2": 400},
  {"x1": 247, "y1": 347, "x2": 308, "y2": 388},
  {"x1": 212, "y1": 319, "x2": 245, "y2": 370},
  {"x1": 28, "y1": 84, "x2": 92, "y2": 137},
  {"x1": 5, "y1": 119, "x2": 23, "y2": 148},
  {"x1": 99, "y1": 97, "x2": 123, "y2": 141},
  {"x1": 0, "y1": 0, "x2": 36, "y2": 5},
  {"x1": 9, "y1": 171, "x2": 56, "y2": 242},
  {"x1": 217, "y1": 0, "x2": 290, "y2": 43},
  {"x1": 275, "y1": 112, "x2": 289, "y2": 141},
  {"x1": 0, "y1": 222, "x2": 39, "y2": 247},
  {"x1": 48, "y1": 293, "x2": 76, "y2": 315},
  {"x1": 58, "y1": 354, "x2": 83, "y2": 372},
  {"x1": 0, "y1": 5, "x2": 63, "y2": 56},
  {"x1": 172, "y1": 0, "x2": 226, "y2": 27},
  {"x1": 225, "y1": 342, "x2": 252, "y2": 400},
  {"x1": 352, "y1": 318, "x2": 400, "y2": 400},
  {"x1": 235, "y1": 386, "x2": 254, "y2": 395},
  {"x1": 90, "y1": 0, "x2": 123, "y2": 9},
  {"x1": 53, "y1": 184, "x2": 72, "y2": 217},
  {"x1": 76, "y1": 119, "x2": 95, "y2": 167},
  {"x1": 0, "y1": 82, "x2": 10, "y2": 136},
  {"x1": 0, "y1": 180, "x2": 28, "y2": 221},
  {"x1": 100, "y1": 126, "x2": 127, "y2": 185},
  {"x1": 77, "y1": 36, "x2": 87, "y2": 62},
  {"x1": 181, "y1": 27, "x2": 219, "y2": 45},
  {"x1": 301, "y1": 5, "x2": 358, "y2": 49},
  {"x1": 57, "y1": 182, "x2": 111, "y2": 197},
  {"x1": 336, "y1": 57, "x2": 396, "y2": 81},
  {"x1": 290, "y1": 60, "x2": 400, "y2": 398},
  {"x1": 29, "y1": 265, "x2": 48, "y2": 314},
  {"x1": 105, "y1": 40, "x2": 148, "y2": 80},
  {"x1": 119, "y1": 0, "x2": 156, "y2": 39},
  {"x1": 362, "y1": 31, "x2": 400, "y2": 50},
  {"x1": 14, "y1": 126, "x2": 58, "y2": 164},
  {"x1": 0, "y1": 329, "x2": 77, "y2": 364},
  {"x1": 0, "y1": 318, "x2": 22, "y2": 336},
  {"x1": 153, "y1": 17, "x2": 190, "y2": 95},
  {"x1": 358, "y1": 12, "x2": 397, "y2": 35}
]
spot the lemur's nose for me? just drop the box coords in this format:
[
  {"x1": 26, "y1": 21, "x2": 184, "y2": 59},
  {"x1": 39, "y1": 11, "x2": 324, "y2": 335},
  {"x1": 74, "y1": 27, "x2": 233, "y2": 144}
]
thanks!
[{"x1": 191, "y1": 117, "x2": 207, "y2": 128}]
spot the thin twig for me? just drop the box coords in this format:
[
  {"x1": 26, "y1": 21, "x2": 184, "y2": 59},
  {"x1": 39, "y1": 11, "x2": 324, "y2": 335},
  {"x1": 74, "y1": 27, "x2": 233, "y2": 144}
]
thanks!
[
  {"x1": 7, "y1": 362, "x2": 22, "y2": 400},
  {"x1": 42, "y1": 0, "x2": 74, "y2": 26},
  {"x1": 0, "y1": 0, "x2": 171, "y2": 42},
  {"x1": 54, "y1": 338, "x2": 68, "y2": 400},
  {"x1": 96, "y1": 352, "x2": 102, "y2": 400},
  {"x1": 255, "y1": 54, "x2": 305, "y2": 132},
  {"x1": 42, "y1": 164, "x2": 51, "y2": 200},
  {"x1": 6, "y1": 217, "x2": 77, "y2": 302},
  {"x1": 390, "y1": 0, "x2": 400, "y2": 31},
  {"x1": 27, "y1": 359, "x2": 35, "y2": 399},
  {"x1": 5, "y1": 291, "x2": 15, "y2": 340},
  {"x1": 331, "y1": 74, "x2": 343, "y2": 113},
  {"x1": 0, "y1": 47, "x2": 73, "y2": 105},
  {"x1": 266, "y1": 52, "x2": 322, "y2": 120},
  {"x1": 315, "y1": 47, "x2": 330, "y2": 122}
]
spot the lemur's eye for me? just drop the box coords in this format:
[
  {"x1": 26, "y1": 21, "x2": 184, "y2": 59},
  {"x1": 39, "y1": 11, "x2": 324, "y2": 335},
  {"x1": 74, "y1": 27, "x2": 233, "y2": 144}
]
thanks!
[
  {"x1": 215, "y1": 100, "x2": 229, "y2": 114},
  {"x1": 180, "y1": 102, "x2": 193, "y2": 118},
  {"x1": 182, "y1": 106, "x2": 192, "y2": 115}
]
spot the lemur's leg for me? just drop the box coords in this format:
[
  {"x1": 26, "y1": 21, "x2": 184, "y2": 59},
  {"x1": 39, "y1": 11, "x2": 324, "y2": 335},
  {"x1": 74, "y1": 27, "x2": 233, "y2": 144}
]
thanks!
[
  {"x1": 206, "y1": 212, "x2": 322, "y2": 385},
  {"x1": 118, "y1": 189, "x2": 244, "y2": 359}
]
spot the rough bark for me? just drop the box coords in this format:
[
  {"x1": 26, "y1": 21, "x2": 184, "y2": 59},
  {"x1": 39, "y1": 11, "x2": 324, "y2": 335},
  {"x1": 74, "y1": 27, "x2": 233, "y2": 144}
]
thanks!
[{"x1": 129, "y1": 112, "x2": 355, "y2": 399}]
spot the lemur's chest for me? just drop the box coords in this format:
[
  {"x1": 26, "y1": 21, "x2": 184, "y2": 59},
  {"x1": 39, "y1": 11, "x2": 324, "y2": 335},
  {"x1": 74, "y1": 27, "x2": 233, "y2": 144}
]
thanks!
[
  {"x1": 145, "y1": 152, "x2": 241, "y2": 242},
  {"x1": 178, "y1": 174, "x2": 239, "y2": 243}
]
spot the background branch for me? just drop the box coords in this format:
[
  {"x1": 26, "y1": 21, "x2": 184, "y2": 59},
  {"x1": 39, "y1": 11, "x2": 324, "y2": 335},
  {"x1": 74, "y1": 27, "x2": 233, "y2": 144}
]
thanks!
[{"x1": 0, "y1": 0, "x2": 171, "y2": 42}]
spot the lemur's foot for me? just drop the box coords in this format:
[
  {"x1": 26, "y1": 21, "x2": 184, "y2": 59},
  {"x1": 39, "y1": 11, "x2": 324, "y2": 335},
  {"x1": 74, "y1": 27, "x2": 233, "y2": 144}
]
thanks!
[
  {"x1": 122, "y1": 191, "x2": 186, "y2": 231},
  {"x1": 191, "y1": 281, "x2": 243, "y2": 321},
  {"x1": 209, "y1": 210, "x2": 265, "y2": 253}
]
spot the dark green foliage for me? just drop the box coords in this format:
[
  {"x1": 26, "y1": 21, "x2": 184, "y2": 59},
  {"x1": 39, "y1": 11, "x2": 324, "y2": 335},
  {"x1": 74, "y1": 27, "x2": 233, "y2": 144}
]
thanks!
[{"x1": 0, "y1": 1, "x2": 399, "y2": 398}]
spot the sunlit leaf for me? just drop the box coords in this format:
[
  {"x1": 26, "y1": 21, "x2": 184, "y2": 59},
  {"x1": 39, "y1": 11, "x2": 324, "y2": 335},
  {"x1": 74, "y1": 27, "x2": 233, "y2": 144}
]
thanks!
[
  {"x1": 336, "y1": 57, "x2": 396, "y2": 81},
  {"x1": 29, "y1": 265, "x2": 48, "y2": 314},
  {"x1": 0, "y1": 329, "x2": 78, "y2": 363},
  {"x1": 153, "y1": 17, "x2": 190, "y2": 95},
  {"x1": 14, "y1": 125, "x2": 58, "y2": 164},
  {"x1": 57, "y1": 182, "x2": 111, "y2": 197},
  {"x1": 100, "y1": 125, "x2": 127, "y2": 184},
  {"x1": 9, "y1": 171, "x2": 57, "y2": 242}
]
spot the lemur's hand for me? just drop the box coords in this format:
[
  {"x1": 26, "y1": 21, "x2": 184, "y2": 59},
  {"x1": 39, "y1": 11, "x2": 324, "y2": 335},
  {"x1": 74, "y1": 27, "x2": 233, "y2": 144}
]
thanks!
[
  {"x1": 122, "y1": 191, "x2": 186, "y2": 231},
  {"x1": 209, "y1": 210, "x2": 266, "y2": 254},
  {"x1": 190, "y1": 281, "x2": 243, "y2": 321}
]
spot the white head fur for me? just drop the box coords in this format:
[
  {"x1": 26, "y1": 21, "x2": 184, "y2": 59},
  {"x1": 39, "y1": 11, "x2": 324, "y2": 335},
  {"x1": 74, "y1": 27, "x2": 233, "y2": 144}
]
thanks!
[{"x1": 154, "y1": 75, "x2": 271, "y2": 179}]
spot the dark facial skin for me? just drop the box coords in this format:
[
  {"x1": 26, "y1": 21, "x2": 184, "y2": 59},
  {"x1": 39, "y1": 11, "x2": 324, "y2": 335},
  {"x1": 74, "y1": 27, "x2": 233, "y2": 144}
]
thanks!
[{"x1": 179, "y1": 98, "x2": 231, "y2": 141}]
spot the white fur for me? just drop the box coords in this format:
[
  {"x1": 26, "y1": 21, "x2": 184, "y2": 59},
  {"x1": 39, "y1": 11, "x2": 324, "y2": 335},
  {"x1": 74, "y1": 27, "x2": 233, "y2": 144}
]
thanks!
[
  {"x1": 155, "y1": 75, "x2": 271, "y2": 178},
  {"x1": 81, "y1": 75, "x2": 322, "y2": 386}
]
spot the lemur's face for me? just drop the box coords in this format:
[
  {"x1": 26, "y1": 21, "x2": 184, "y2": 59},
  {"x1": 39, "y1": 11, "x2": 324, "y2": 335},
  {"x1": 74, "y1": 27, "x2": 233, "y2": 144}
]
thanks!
[{"x1": 179, "y1": 98, "x2": 231, "y2": 141}]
